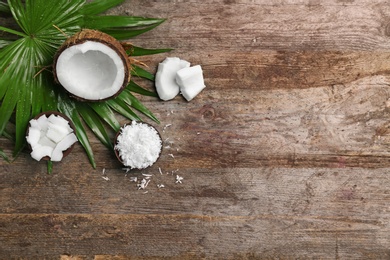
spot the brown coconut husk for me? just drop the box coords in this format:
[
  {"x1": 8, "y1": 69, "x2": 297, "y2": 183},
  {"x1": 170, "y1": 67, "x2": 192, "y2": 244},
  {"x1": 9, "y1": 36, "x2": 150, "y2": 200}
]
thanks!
[{"x1": 53, "y1": 29, "x2": 131, "y2": 101}]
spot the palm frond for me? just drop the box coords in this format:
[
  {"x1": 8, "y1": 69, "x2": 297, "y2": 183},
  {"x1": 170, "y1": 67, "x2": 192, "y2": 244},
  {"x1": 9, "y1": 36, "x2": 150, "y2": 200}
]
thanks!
[
  {"x1": 0, "y1": 39, "x2": 13, "y2": 49},
  {"x1": 84, "y1": 15, "x2": 164, "y2": 30},
  {"x1": 117, "y1": 89, "x2": 159, "y2": 123},
  {"x1": 106, "y1": 98, "x2": 142, "y2": 122},
  {"x1": 99, "y1": 20, "x2": 165, "y2": 40},
  {"x1": 130, "y1": 46, "x2": 172, "y2": 56},
  {"x1": 0, "y1": 1, "x2": 10, "y2": 14},
  {"x1": 81, "y1": 0, "x2": 124, "y2": 15},
  {"x1": 0, "y1": 0, "x2": 168, "y2": 169},
  {"x1": 57, "y1": 93, "x2": 96, "y2": 168},
  {"x1": 131, "y1": 65, "x2": 155, "y2": 81},
  {"x1": 77, "y1": 103, "x2": 113, "y2": 150},
  {"x1": 88, "y1": 102, "x2": 121, "y2": 132},
  {"x1": 0, "y1": 148, "x2": 9, "y2": 162},
  {"x1": 127, "y1": 80, "x2": 158, "y2": 97}
]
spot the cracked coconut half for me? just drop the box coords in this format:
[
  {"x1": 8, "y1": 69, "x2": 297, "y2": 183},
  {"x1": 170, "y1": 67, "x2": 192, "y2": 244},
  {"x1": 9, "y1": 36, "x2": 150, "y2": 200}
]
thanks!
[{"x1": 53, "y1": 29, "x2": 131, "y2": 101}]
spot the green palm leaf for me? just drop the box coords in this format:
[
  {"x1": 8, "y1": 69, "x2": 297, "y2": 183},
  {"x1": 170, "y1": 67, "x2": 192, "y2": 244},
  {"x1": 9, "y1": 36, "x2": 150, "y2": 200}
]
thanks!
[
  {"x1": 0, "y1": 2, "x2": 10, "y2": 14},
  {"x1": 81, "y1": 0, "x2": 124, "y2": 15},
  {"x1": 84, "y1": 15, "x2": 164, "y2": 30},
  {"x1": 130, "y1": 46, "x2": 173, "y2": 56},
  {"x1": 131, "y1": 65, "x2": 155, "y2": 81},
  {"x1": 77, "y1": 103, "x2": 113, "y2": 150},
  {"x1": 127, "y1": 80, "x2": 158, "y2": 97},
  {"x1": 0, "y1": 0, "x2": 170, "y2": 169}
]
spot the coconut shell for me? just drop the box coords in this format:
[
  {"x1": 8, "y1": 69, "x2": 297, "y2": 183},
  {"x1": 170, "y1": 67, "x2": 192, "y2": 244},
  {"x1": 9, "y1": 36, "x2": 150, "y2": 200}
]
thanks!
[{"x1": 53, "y1": 29, "x2": 131, "y2": 102}]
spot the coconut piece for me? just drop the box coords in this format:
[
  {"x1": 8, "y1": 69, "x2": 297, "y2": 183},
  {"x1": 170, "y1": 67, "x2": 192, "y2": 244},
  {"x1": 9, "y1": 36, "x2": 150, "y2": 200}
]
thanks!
[
  {"x1": 48, "y1": 114, "x2": 73, "y2": 132},
  {"x1": 30, "y1": 144, "x2": 54, "y2": 161},
  {"x1": 39, "y1": 136, "x2": 57, "y2": 148},
  {"x1": 176, "y1": 65, "x2": 206, "y2": 101},
  {"x1": 26, "y1": 127, "x2": 41, "y2": 148},
  {"x1": 36, "y1": 114, "x2": 48, "y2": 131},
  {"x1": 51, "y1": 133, "x2": 78, "y2": 162},
  {"x1": 53, "y1": 29, "x2": 131, "y2": 101},
  {"x1": 155, "y1": 57, "x2": 190, "y2": 101},
  {"x1": 46, "y1": 122, "x2": 71, "y2": 143},
  {"x1": 29, "y1": 119, "x2": 40, "y2": 130}
]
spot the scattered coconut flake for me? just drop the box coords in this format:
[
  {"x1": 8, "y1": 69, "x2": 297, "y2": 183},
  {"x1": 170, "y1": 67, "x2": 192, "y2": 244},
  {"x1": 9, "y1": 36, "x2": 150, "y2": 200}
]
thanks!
[
  {"x1": 159, "y1": 167, "x2": 163, "y2": 175},
  {"x1": 137, "y1": 178, "x2": 151, "y2": 190},
  {"x1": 157, "y1": 184, "x2": 165, "y2": 189},
  {"x1": 115, "y1": 121, "x2": 162, "y2": 169},
  {"x1": 102, "y1": 176, "x2": 110, "y2": 181},
  {"x1": 163, "y1": 124, "x2": 172, "y2": 132},
  {"x1": 102, "y1": 168, "x2": 106, "y2": 175},
  {"x1": 130, "y1": 176, "x2": 138, "y2": 182},
  {"x1": 175, "y1": 175, "x2": 183, "y2": 184},
  {"x1": 122, "y1": 167, "x2": 131, "y2": 173},
  {"x1": 168, "y1": 154, "x2": 175, "y2": 159},
  {"x1": 142, "y1": 173, "x2": 153, "y2": 177}
]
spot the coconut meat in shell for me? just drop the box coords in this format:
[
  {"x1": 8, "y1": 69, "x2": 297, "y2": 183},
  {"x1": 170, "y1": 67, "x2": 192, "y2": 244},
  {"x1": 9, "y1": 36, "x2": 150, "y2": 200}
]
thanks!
[{"x1": 55, "y1": 41, "x2": 126, "y2": 101}]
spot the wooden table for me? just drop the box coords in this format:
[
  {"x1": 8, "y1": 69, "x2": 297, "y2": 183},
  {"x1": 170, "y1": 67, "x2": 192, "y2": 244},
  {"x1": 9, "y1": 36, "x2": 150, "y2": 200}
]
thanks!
[{"x1": 2, "y1": 0, "x2": 390, "y2": 258}]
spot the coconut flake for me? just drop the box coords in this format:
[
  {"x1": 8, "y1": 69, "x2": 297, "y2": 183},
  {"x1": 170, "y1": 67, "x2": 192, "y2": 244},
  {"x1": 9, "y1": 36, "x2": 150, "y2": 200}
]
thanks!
[
  {"x1": 155, "y1": 57, "x2": 190, "y2": 101},
  {"x1": 175, "y1": 175, "x2": 184, "y2": 184},
  {"x1": 115, "y1": 121, "x2": 162, "y2": 169}
]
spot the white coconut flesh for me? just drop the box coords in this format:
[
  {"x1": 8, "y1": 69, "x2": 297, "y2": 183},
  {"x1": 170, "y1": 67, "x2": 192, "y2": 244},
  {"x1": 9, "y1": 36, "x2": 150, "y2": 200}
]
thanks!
[
  {"x1": 176, "y1": 65, "x2": 206, "y2": 101},
  {"x1": 56, "y1": 41, "x2": 126, "y2": 100},
  {"x1": 155, "y1": 57, "x2": 190, "y2": 101},
  {"x1": 26, "y1": 114, "x2": 78, "y2": 162},
  {"x1": 155, "y1": 57, "x2": 206, "y2": 101}
]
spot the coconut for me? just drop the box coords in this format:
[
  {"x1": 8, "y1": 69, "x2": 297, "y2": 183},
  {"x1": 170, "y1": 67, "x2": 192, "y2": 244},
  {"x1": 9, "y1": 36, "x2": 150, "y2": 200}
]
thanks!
[
  {"x1": 53, "y1": 29, "x2": 131, "y2": 101},
  {"x1": 26, "y1": 111, "x2": 77, "y2": 162}
]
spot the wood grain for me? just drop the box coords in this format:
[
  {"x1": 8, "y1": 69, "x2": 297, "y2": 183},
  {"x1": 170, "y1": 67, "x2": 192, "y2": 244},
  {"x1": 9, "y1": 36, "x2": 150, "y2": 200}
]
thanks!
[{"x1": 2, "y1": 0, "x2": 390, "y2": 259}]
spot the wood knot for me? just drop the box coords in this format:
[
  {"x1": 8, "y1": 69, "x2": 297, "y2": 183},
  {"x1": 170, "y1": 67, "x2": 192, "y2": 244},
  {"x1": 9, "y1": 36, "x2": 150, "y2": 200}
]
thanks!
[{"x1": 200, "y1": 104, "x2": 216, "y2": 121}]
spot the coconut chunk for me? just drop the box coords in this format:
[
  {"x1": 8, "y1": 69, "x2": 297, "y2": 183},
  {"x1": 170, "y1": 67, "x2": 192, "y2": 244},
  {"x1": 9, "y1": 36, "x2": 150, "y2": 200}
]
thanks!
[
  {"x1": 30, "y1": 144, "x2": 54, "y2": 161},
  {"x1": 48, "y1": 114, "x2": 73, "y2": 132},
  {"x1": 29, "y1": 119, "x2": 40, "y2": 130},
  {"x1": 155, "y1": 57, "x2": 190, "y2": 101},
  {"x1": 36, "y1": 114, "x2": 48, "y2": 131},
  {"x1": 176, "y1": 65, "x2": 206, "y2": 101},
  {"x1": 26, "y1": 127, "x2": 41, "y2": 148},
  {"x1": 51, "y1": 133, "x2": 78, "y2": 162},
  {"x1": 46, "y1": 122, "x2": 71, "y2": 143}
]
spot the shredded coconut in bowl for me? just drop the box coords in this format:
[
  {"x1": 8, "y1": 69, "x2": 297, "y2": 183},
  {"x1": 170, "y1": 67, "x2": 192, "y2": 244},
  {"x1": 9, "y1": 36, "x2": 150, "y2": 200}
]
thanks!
[{"x1": 114, "y1": 121, "x2": 162, "y2": 169}]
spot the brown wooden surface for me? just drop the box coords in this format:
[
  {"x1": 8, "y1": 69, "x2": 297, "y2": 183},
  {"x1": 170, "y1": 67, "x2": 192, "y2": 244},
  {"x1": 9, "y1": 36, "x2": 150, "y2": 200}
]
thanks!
[{"x1": 2, "y1": 0, "x2": 390, "y2": 259}]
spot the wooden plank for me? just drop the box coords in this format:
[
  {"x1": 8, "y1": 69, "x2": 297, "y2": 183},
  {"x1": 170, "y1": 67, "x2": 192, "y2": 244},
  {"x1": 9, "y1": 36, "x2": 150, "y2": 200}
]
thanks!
[
  {"x1": 1, "y1": 167, "x2": 390, "y2": 258},
  {"x1": 2, "y1": 0, "x2": 390, "y2": 259},
  {"x1": 120, "y1": 0, "x2": 390, "y2": 51}
]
